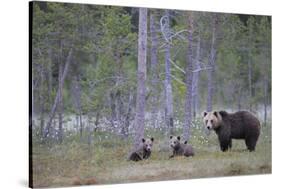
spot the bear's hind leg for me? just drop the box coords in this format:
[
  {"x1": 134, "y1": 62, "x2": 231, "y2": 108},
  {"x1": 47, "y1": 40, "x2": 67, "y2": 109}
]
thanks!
[
  {"x1": 245, "y1": 137, "x2": 257, "y2": 152},
  {"x1": 229, "y1": 139, "x2": 232, "y2": 149}
]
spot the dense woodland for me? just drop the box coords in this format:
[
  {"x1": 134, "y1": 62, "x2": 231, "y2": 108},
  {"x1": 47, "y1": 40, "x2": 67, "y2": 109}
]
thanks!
[{"x1": 31, "y1": 2, "x2": 271, "y2": 146}]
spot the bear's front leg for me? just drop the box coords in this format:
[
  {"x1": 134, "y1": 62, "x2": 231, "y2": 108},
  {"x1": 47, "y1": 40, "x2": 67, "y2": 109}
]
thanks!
[
  {"x1": 169, "y1": 151, "x2": 175, "y2": 159},
  {"x1": 219, "y1": 139, "x2": 230, "y2": 152}
]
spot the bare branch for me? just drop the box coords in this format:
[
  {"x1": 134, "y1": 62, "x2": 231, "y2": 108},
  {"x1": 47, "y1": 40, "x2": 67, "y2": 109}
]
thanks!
[
  {"x1": 169, "y1": 58, "x2": 186, "y2": 74},
  {"x1": 170, "y1": 74, "x2": 185, "y2": 85}
]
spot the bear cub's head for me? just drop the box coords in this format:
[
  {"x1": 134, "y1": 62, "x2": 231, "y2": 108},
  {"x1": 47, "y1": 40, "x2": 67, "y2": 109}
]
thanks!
[
  {"x1": 142, "y1": 137, "x2": 154, "y2": 152},
  {"x1": 169, "y1": 136, "x2": 182, "y2": 149},
  {"x1": 202, "y1": 111, "x2": 223, "y2": 130}
]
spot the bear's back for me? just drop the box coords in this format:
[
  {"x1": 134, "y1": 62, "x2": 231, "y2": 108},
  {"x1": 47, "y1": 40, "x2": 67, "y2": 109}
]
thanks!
[{"x1": 226, "y1": 111, "x2": 260, "y2": 139}]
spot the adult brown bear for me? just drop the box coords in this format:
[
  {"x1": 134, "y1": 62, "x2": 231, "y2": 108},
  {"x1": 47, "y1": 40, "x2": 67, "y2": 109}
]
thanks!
[{"x1": 203, "y1": 110, "x2": 260, "y2": 152}]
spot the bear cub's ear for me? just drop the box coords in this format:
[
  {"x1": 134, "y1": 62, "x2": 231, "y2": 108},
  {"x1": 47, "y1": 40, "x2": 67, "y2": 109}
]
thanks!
[
  {"x1": 202, "y1": 111, "x2": 208, "y2": 117},
  {"x1": 142, "y1": 138, "x2": 146, "y2": 143},
  {"x1": 170, "y1": 135, "x2": 173, "y2": 139},
  {"x1": 150, "y1": 137, "x2": 154, "y2": 142},
  {"x1": 177, "y1": 136, "x2": 181, "y2": 141}
]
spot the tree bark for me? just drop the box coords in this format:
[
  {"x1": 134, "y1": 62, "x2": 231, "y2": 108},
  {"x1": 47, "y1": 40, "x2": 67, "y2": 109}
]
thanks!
[
  {"x1": 58, "y1": 61, "x2": 63, "y2": 143},
  {"x1": 263, "y1": 77, "x2": 268, "y2": 126},
  {"x1": 164, "y1": 10, "x2": 174, "y2": 135},
  {"x1": 192, "y1": 35, "x2": 201, "y2": 118},
  {"x1": 134, "y1": 8, "x2": 147, "y2": 149},
  {"x1": 207, "y1": 15, "x2": 218, "y2": 112},
  {"x1": 121, "y1": 90, "x2": 133, "y2": 139},
  {"x1": 72, "y1": 74, "x2": 83, "y2": 138},
  {"x1": 184, "y1": 12, "x2": 194, "y2": 142},
  {"x1": 110, "y1": 92, "x2": 117, "y2": 129},
  {"x1": 44, "y1": 48, "x2": 73, "y2": 139},
  {"x1": 39, "y1": 64, "x2": 45, "y2": 137},
  {"x1": 248, "y1": 29, "x2": 253, "y2": 111},
  {"x1": 150, "y1": 12, "x2": 159, "y2": 129}
]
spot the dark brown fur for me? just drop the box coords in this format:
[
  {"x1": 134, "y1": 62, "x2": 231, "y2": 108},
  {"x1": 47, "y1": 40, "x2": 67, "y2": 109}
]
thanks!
[{"x1": 214, "y1": 111, "x2": 260, "y2": 152}]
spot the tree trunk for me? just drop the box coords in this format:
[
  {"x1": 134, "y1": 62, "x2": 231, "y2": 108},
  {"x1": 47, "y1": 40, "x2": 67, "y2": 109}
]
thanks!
[
  {"x1": 248, "y1": 31, "x2": 253, "y2": 111},
  {"x1": 116, "y1": 90, "x2": 124, "y2": 136},
  {"x1": 164, "y1": 10, "x2": 174, "y2": 135},
  {"x1": 192, "y1": 35, "x2": 201, "y2": 118},
  {"x1": 44, "y1": 48, "x2": 73, "y2": 139},
  {"x1": 39, "y1": 65, "x2": 45, "y2": 137},
  {"x1": 121, "y1": 90, "x2": 133, "y2": 139},
  {"x1": 94, "y1": 111, "x2": 100, "y2": 132},
  {"x1": 134, "y1": 8, "x2": 147, "y2": 149},
  {"x1": 47, "y1": 48, "x2": 53, "y2": 111},
  {"x1": 150, "y1": 12, "x2": 159, "y2": 129},
  {"x1": 207, "y1": 15, "x2": 218, "y2": 112},
  {"x1": 263, "y1": 78, "x2": 268, "y2": 126},
  {"x1": 72, "y1": 74, "x2": 83, "y2": 138},
  {"x1": 184, "y1": 13, "x2": 194, "y2": 142},
  {"x1": 110, "y1": 92, "x2": 117, "y2": 129},
  {"x1": 58, "y1": 62, "x2": 63, "y2": 143}
]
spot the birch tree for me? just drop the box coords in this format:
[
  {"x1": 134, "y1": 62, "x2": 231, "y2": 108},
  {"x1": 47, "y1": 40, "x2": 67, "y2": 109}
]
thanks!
[
  {"x1": 206, "y1": 14, "x2": 218, "y2": 112},
  {"x1": 183, "y1": 12, "x2": 194, "y2": 142},
  {"x1": 134, "y1": 8, "x2": 147, "y2": 148},
  {"x1": 161, "y1": 10, "x2": 174, "y2": 135},
  {"x1": 150, "y1": 11, "x2": 159, "y2": 129}
]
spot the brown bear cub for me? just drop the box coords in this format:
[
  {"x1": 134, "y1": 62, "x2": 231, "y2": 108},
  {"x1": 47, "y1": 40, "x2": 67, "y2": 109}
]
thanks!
[
  {"x1": 169, "y1": 136, "x2": 194, "y2": 158},
  {"x1": 129, "y1": 137, "x2": 154, "y2": 161},
  {"x1": 203, "y1": 110, "x2": 260, "y2": 152}
]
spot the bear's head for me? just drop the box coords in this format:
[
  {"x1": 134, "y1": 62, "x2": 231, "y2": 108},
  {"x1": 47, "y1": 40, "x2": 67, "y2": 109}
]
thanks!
[
  {"x1": 169, "y1": 136, "x2": 181, "y2": 149},
  {"x1": 202, "y1": 111, "x2": 222, "y2": 130},
  {"x1": 142, "y1": 137, "x2": 154, "y2": 152}
]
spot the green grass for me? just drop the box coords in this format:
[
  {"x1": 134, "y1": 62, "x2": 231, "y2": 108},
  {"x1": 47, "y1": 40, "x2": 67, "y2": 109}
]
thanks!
[{"x1": 31, "y1": 125, "x2": 271, "y2": 187}]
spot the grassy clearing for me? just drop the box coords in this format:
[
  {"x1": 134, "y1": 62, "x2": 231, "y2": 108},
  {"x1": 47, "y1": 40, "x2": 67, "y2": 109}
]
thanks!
[{"x1": 31, "y1": 125, "x2": 271, "y2": 187}]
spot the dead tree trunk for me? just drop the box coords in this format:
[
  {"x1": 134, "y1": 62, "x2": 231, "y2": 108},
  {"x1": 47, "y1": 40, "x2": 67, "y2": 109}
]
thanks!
[
  {"x1": 192, "y1": 35, "x2": 201, "y2": 118},
  {"x1": 44, "y1": 48, "x2": 73, "y2": 139},
  {"x1": 134, "y1": 7, "x2": 147, "y2": 149},
  {"x1": 183, "y1": 13, "x2": 194, "y2": 142},
  {"x1": 207, "y1": 15, "x2": 218, "y2": 112},
  {"x1": 163, "y1": 10, "x2": 174, "y2": 135},
  {"x1": 150, "y1": 12, "x2": 159, "y2": 129}
]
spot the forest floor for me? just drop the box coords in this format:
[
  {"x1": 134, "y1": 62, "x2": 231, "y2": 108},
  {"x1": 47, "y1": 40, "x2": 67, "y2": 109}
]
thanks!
[{"x1": 31, "y1": 125, "x2": 271, "y2": 187}]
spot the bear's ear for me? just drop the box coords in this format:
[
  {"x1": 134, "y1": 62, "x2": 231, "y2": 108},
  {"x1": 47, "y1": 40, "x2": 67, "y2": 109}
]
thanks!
[
  {"x1": 213, "y1": 111, "x2": 218, "y2": 118},
  {"x1": 202, "y1": 111, "x2": 208, "y2": 117},
  {"x1": 184, "y1": 141, "x2": 187, "y2": 144},
  {"x1": 150, "y1": 137, "x2": 154, "y2": 142},
  {"x1": 142, "y1": 138, "x2": 145, "y2": 143},
  {"x1": 219, "y1": 111, "x2": 228, "y2": 117},
  {"x1": 177, "y1": 136, "x2": 181, "y2": 141},
  {"x1": 170, "y1": 135, "x2": 173, "y2": 139}
]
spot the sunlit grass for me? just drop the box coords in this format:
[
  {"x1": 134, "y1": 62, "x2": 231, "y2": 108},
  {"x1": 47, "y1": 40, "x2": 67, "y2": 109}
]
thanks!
[{"x1": 31, "y1": 124, "x2": 271, "y2": 187}]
